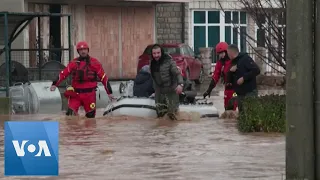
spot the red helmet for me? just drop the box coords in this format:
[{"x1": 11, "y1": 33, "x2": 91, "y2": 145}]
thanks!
[
  {"x1": 215, "y1": 42, "x2": 228, "y2": 54},
  {"x1": 76, "y1": 41, "x2": 89, "y2": 50}
]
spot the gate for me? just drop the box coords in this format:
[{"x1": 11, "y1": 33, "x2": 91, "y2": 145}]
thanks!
[{"x1": 0, "y1": 12, "x2": 72, "y2": 97}]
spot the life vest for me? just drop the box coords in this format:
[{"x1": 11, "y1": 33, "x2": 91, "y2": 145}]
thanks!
[
  {"x1": 220, "y1": 58, "x2": 227, "y2": 84},
  {"x1": 219, "y1": 54, "x2": 231, "y2": 84},
  {"x1": 72, "y1": 57, "x2": 98, "y2": 83}
]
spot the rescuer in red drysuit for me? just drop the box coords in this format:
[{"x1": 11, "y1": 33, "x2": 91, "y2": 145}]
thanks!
[
  {"x1": 50, "y1": 41, "x2": 114, "y2": 118},
  {"x1": 203, "y1": 42, "x2": 237, "y2": 110}
]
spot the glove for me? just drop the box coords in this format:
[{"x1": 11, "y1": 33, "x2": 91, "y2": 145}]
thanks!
[
  {"x1": 175, "y1": 85, "x2": 183, "y2": 94},
  {"x1": 203, "y1": 79, "x2": 216, "y2": 98},
  {"x1": 203, "y1": 91, "x2": 211, "y2": 99},
  {"x1": 108, "y1": 94, "x2": 116, "y2": 101},
  {"x1": 50, "y1": 80, "x2": 58, "y2": 91},
  {"x1": 50, "y1": 85, "x2": 57, "y2": 91}
]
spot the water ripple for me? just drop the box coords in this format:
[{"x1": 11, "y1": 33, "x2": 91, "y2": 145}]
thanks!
[{"x1": 0, "y1": 113, "x2": 285, "y2": 179}]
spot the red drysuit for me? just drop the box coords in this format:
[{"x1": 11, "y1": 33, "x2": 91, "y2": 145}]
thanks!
[
  {"x1": 53, "y1": 56, "x2": 111, "y2": 117},
  {"x1": 211, "y1": 58, "x2": 237, "y2": 110},
  {"x1": 203, "y1": 42, "x2": 238, "y2": 110}
]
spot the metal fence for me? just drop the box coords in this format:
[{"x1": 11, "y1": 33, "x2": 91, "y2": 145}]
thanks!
[
  {"x1": 209, "y1": 50, "x2": 285, "y2": 76},
  {"x1": 264, "y1": 58, "x2": 286, "y2": 75},
  {"x1": 249, "y1": 52, "x2": 285, "y2": 75},
  {"x1": 0, "y1": 12, "x2": 72, "y2": 97}
]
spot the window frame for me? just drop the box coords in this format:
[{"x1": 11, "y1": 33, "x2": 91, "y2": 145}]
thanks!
[
  {"x1": 223, "y1": 10, "x2": 247, "y2": 51},
  {"x1": 192, "y1": 10, "x2": 223, "y2": 49},
  {"x1": 254, "y1": 11, "x2": 286, "y2": 73},
  {"x1": 191, "y1": 10, "x2": 248, "y2": 60}
]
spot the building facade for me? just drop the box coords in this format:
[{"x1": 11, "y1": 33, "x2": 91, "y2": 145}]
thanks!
[
  {"x1": 0, "y1": 0, "x2": 187, "y2": 79},
  {"x1": 0, "y1": 0, "x2": 285, "y2": 80},
  {"x1": 156, "y1": 0, "x2": 286, "y2": 74}
]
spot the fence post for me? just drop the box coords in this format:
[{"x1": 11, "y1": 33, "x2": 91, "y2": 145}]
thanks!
[{"x1": 199, "y1": 47, "x2": 213, "y2": 77}]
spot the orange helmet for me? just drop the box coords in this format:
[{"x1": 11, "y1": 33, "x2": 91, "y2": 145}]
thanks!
[
  {"x1": 76, "y1": 41, "x2": 89, "y2": 50},
  {"x1": 215, "y1": 42, "x2": 228, "y2": 54}
]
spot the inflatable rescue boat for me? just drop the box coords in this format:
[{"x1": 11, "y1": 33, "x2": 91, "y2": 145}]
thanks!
[{"x1": 103, "y1": 96, "x2": 219, "y2": 118}]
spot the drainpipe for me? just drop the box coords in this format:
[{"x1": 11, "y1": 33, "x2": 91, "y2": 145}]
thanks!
[{"x1": 180, "y1": 2, "x2": 185, "y2": 43}]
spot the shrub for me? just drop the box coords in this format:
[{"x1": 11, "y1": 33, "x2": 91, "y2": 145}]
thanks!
[{"x1": 238, "y1": 94, "x2": 286, "y2": 133}]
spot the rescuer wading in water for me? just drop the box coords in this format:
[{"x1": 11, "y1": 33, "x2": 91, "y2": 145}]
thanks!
[
  {"x1": 203, "y1": 42, "x2": 237, "y2": 110},
  {"x1": 50, "y1": 41, "x2": 114, "y2": 118}
]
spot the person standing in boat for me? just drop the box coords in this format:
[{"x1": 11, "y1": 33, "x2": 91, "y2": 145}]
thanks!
[
  {"x1": 50, "y1": 41, "x2": 114, "y2": 118},
  {"x1": 133, "y1": 65, "x2": 155, "y2": 97},
  {"x1": 150, "y1": 44, "x2": 184, "y2": 120},
  {"x1": 203, "y1": 42, "x2": 237, "y2": 110},
  {"x1": 226, "y1": 44, "x2": 260, "y2": 112}
]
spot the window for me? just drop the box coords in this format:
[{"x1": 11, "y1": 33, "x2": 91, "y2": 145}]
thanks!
[
  {"x1": 208, "y1": 26, "x2": 220, "y2": 48},
  {"x1": 224, "y1": 11, "x2": 247, "y2": 52},
  {"x1": 255, "y1": 13, "x2": 285, "y2": 48},
  {"x1": 192, "y1": 10, "x2": 247, "y2": 63},
  {"x1": 255, "y1": 12, "x2": 286, "y2": 51},
  {"x1": 276, "y1": 11, "x2": 285, "y2": 58},
  {"x1": 240, "y1": 26, "x2": 247, "y2": 52},
  {"x1": 193, "y1": 26, "x2": 206, "y2": 55},
  {"x1": 194, "y1": 11, "x2": 206, "y2": 24},
  {"x1": 254, "y1": 11, "x2": 286, "y2": 73},
  {"x1": 208, "y1": 11, "x2": 220, "y2": 23},
  {"x1": 193, "y1": 10, "x2": 220, "y2": 56},
  {"x1": 277, "y1": 11, "x2": 285, "y2": 26},
  {"x1": 256, "y1": 29, "x2": 266, "y2": 47}
]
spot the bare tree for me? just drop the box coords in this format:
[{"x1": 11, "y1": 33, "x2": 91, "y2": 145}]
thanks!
[{"x1": 218, "y1": 0, "x2": 286, "y2": 74}]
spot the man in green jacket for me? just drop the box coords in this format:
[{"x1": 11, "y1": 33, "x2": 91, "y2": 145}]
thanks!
[{"x1": 150, "y1": 44, "x2": 184, "y2": 120}]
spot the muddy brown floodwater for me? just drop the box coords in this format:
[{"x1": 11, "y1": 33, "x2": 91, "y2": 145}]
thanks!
[{"x1": 0, "y1": 108, "x2": 285, "y2": 180}]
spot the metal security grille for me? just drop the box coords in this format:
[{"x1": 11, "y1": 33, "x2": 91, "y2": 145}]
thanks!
[{"x1": 0, "y1": 12, "x2": 72, "y2": 97}]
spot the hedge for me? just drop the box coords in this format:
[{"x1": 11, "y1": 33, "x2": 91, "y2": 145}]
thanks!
[{"x1": 238, "y1": 94, "x2": 286, "y2": 133}]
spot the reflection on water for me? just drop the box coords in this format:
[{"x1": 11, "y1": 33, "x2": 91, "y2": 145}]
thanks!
[{"x1": 0, "y1": 111, "x2": 285, "y2": 180}]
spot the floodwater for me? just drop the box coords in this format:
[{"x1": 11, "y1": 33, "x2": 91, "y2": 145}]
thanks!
[{"x1": 0, "y1": 96, "x2": 285, "y2": 180}]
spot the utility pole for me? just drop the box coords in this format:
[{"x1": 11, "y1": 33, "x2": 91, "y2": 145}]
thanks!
[{"x1": 286, "y1": 0, "x2": 315, "y2": 179}]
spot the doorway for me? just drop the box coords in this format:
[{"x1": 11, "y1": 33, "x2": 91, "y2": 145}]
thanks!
[{"x1": 49, "y1": 4, "x2": 61, "y2": 62}]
